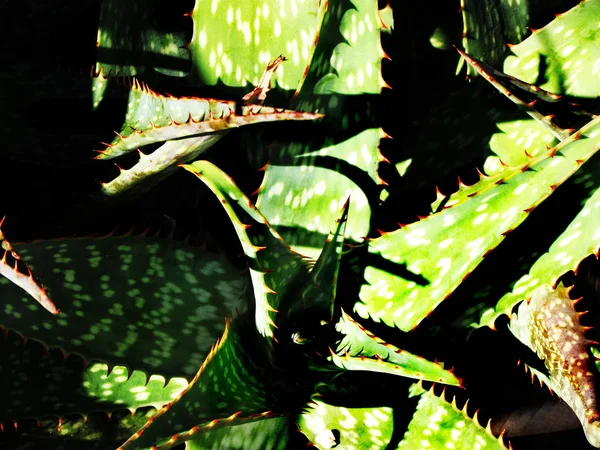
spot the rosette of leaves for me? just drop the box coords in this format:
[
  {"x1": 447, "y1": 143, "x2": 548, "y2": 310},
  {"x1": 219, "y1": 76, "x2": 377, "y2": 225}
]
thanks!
[
  {"x1": 5, "y1": 0, "x2": 600, "y2": 448},
  {"x1": 0, "y1": 160, "x2": 462, "y2": 449}
]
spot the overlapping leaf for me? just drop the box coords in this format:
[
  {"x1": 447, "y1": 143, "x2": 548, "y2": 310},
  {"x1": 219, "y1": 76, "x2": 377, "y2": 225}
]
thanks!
[
  {"x1": 298, "y1": 399, "x2": 395, "y2": 449},
  {"x1": 93, "y1": 0, "x2": 191, "y2": 109},
  {"x1": 255, "y1": 0, "x2": 390, "y2": 254},
  {"x1": 1, "y1": 330, "x2": 188, "y2": 424},
  {"x1": 331, "y1": 311, "x2": 461, "y2": 386},
  {"x1": 0, "y1": 234, "x2": 245, "y2": 377},
  {"x1": 117, "y1": 318, "x2": 287, "y2": 449},
  {"x1": 459, "y1": 0, "x2": 530, "y2": 73},
  {"x1": 189, "y1": 0, "x2": 326, "y2": 90},
  {"x1": 503, "y1": 0, "x2": 600, "y2": 98},
  {"x1": 183, "y1": 160, "x2": 310, "y2": 340},
  {"x1": 508, "y1": 283, "x2": 600, "y2": 447},
  {"x1": 357, "y1": 115, "x2": 600, "y2": 331},
  {"x1": 184, "y1": 415, "x2": 295, "y2": 450},
  {"x1": 95, "y1": 0, "x2": 190, "y2": 78},
  {"x1": 480, "y1": 177, "x2": 600, "y2": 327},
  {"x1": 398, "y1": 384, "x2": 511, "y2": 449},
  {"x1": 96, "y1": 82, "x2": 321, "y2": 197}
]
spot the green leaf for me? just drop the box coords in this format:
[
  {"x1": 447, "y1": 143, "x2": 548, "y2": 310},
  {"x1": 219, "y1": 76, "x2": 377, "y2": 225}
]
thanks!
[
  {"x1": 256, "y1": 128, "x2": 387, "y2": 256},
  {"x1": 480, "y1": 180, "x2": 600, "y2": 327},
  {"x1": 298, "y1": 399, "x2": 394, "y2": 449},
  {"x1": 0, "y1": 234, "x2": 244, "y2": 378},
  {"x1": 0, "y1": 218, "x2": 58, "y2": 315},
  {"x1": 302, "y1": 200, "x2": 349, "y2": 317},
  {"x1": 95, "y1": 81, "x2": 322, "y2": 197},
  {"x1": 253, "y1": 0, "x2": 389, "y2": 254},
  {"x1": 398, "y1": 384, "x2": 510, "y2": 449},
  {"x1": 331, "y1": 311, "x2": 462, "y2": 386},
  {"x1": 93, "y1": 0, "x2": 190, "y2": 109},
  {"x1": 183, "y1": 415, "x2": 294, "y2": 450},
  {"x1": 117, "y1": 318, "x2": 283, "y2": 449},
  {"x1": 1, "y1": 331, "x2": 188, "y2": 422},
  {"x1": 183, "y1": 160, "x2": 310, "y2": 341},
  {"x1": 459, "y1": 0, "x2": 530, "y2": 74},
  {"x1": 503, "y1": 0, "x2": 600, "y2": 97},
  {"x1": 189, "y1": 0, "x2": 327, "y2": 90},
  {"x1": 508, "y1": 283, "x2": 600, "y2": 447},
  {"x1": 97, "y1": 85, "x2": 321, "y2": 160},
  {"x1": 357, "y1": 116, "x2": 600, "y2": 331}
]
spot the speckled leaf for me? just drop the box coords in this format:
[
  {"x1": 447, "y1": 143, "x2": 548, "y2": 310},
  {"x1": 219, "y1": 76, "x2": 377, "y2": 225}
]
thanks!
[
  {"x1": 459, "y1": 0, "x2": 530, "y2": 74},
  {"x1": 1, "y1": 331, "x2": 188, "y2": 423},
  {"x1": 118, "y1": 318, "x2": 284, "y2": 449},
  {"x1": 508, "y1": 283, "x2": 600, "y2": 447},
  {"x1": 503, "y1": 0, "x2": 600, "y2": 97},
  {"x1": 184, "y1": 415, "x2": 294, "y2": 450},
  {"x1": 431, "y1": 114, "x2": 598, "y2": 213},
  {"x1": 331, "y1": 311, "x2": 461, "y2": 385},
  {"x1": 99, "y1": 136, "x2": 225, "y2": 198},
  {"x1": 183, "y1": 160, "x2": 310, "y2": 340},
  {"x1": 96, "y1": 82, "x2": 322, "y2": 197},
  {"x1": 456, "y1": 49, "x2": 571, "y2": 141},
  {"x1": 95, "y1": 84, "x2": 236, "y2": 160},
  {"x1": 257, "y1": 128, "x2": 387, "y2": 256},
  {"x1": 0, "y1": 218, "x2": 58, "y2": 315},
  {"x1": 293, "y1": 0, "x2": 388, "y2": 100},
  {"x1": 485, "y1": 119, "x2": 558, "y2": 171},
  {"x1": 480, "y1": 181, "x2": 600, "y2": 327},
  {"x1": 0, "y1": 234, "x2": 244, "y2": 378},
  {"x1": 357, "y1": 116, "x2": 600, "y2": 331},
  {"x1": 97, "y1": 84, "x2": 321, "y2": 160},
  {"x1": 189, "y1": 0, "x2": 326, "y2": 90},
  {"x1": 398, "y1": 384, "x2": 510, "y2": 449},
  {"x1": 252, "y1": 0, "x2": 389, "y2": 254},
  {"x1": 298, "y1": 399, "x2": 394, "y2": 449}
]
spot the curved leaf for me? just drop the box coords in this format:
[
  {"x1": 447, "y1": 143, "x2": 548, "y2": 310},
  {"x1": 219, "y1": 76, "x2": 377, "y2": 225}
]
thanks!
[
  {"x1": 503, "y1": 0, "x2": 600, "y2": 98},
  {"x1": 0, "y1": 234, "x2": 245, "y2": 378},
  {"x1": 357, "y1": 116, "x2": 600, "y2": 331},
  {"x1": 508, "y1": 283, "x2": 600, "y2": 447},
  {"x1": 299, "y1": 399, "x2": 394, "y2": 449},
  {"x1": 398, "y1": 384, "x2": 511, "y2": 450}
]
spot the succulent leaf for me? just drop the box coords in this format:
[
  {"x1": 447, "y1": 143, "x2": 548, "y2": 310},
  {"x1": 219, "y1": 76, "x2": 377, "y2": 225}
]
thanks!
[
  {"x1": 398, "y1": 384, "x2": 511, "y2": 449},
  {"x1": 332, "y1": 311, "x2": 462, "y2": 386},
  {"x1": 183, "y1": 160, "x2": 310, "y2": 341},
  {"x1": 508, "y1": 283, "x2": 600, "y2": 447},
  {"x1": 503, "y1": 0, "x2": 600, "y2": 97},
  {"x1": 118, "y1": 318, "x2": 286, "y2": 449},
  {"x1": 480, "y1": 179, "x2": 600, "y2": 327},
  {"x1": 1, "y1": 331, "x2": 188, "y2": 423},
  {"x1": 456, "y1": 49, "x2": 571, "y2": 141},
  {"x1": 0, "y1": 234, "x2": 244, "y2": 377},
  {"x1": 358, "y1": 116, "x2": 600, "y2": 331},
  {"x1": 0, "y1": 219, "x2": 58, "y2": 315},
  {"x1": 256, "y1": 128, "x2": 387, "y2": 256},
  {"x1": 184, "y1": 415, "x2": 295, "y2": 450},
  {"x1": 298, "y1": 399, "x2": 395, "y2": 449},
  {"x1": 459, "y1": 0, "x2": 530, "y2": 73},
  {"x1": 254, "y1": 0, "x2": 389, "y2": 254},
  {"x1": 96, "y1": 82, "x2": 322, "y2": 197},
  {"x1": 189, "y1": 0, "x2": 326, "y2": 90},
  {"x1": 294, "y1": 200, "x2": 350, "y2": 328}
]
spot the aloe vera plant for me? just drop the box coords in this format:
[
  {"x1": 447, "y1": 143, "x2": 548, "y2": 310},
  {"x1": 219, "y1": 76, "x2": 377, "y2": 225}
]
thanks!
[{"x1": 3, "y1": 0, "x2": 600, "y2": 448}]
